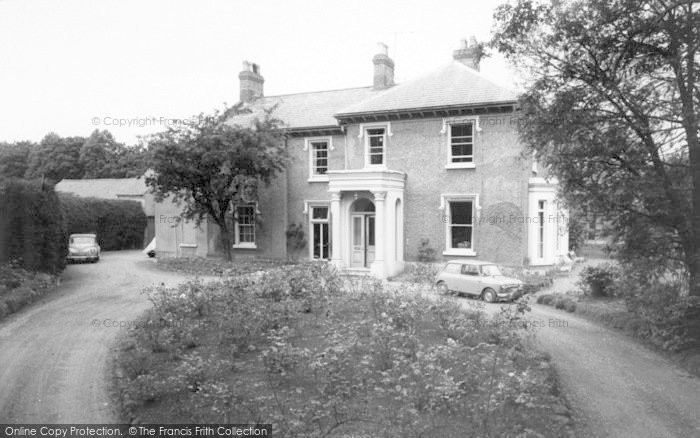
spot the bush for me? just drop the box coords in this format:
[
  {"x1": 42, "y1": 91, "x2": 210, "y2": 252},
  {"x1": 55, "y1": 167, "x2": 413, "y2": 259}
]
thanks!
[
  {"x1": 539, "y1": 294, "x2": 555, "y2": 305},
  {"x1": 578, "y1": 263, "x2": 619, "y2": 297},
  {"x1": 417, "y1": 238, "x2": 436, "y2": 262},
  {"x1": 401, "y1": 262, "x2": 440, "y2": 284},
  {"x1": 563, "y1": 299, "x2": 577, "y2": 313},
  {"x1": 0, "y1": 179, "x2": 67, "y2": 273},
  {"x1": 0, "y1": 262, "x2": 56, "y2": 320},
  {"x1": 60, "y1": 194, "x2": 146, "y2": 250},
  {"x1": 622, "y1": 280, "x2": 700, "y2": 352}
]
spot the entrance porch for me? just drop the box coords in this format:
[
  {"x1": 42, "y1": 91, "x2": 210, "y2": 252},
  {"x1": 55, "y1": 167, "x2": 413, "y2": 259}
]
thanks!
[{"x1": 326, "y1": 169, "x2": 406, "y2": 278}]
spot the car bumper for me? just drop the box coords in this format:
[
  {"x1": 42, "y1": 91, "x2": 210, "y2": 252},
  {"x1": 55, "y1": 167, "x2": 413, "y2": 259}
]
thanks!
[
  {"x1": 67, "y1": 255, "x2": 98, "y2": 262},
  {"x1": 497, "y1": 289, "x2": 522, "y2": 301}
]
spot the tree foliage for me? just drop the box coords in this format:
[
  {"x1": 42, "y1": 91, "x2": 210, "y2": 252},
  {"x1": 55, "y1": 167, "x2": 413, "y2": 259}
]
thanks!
[
  {"x1": 0, "y1": 141, "x2": 32, "y2": 179},
  {"x1": 146, "y1": 107, "x2": 289, "y2": 261},
  {"x1": 25, "y1": 133, "x2": 85, "y2": 182},
  {"x1": 492, "y1": 0, "x2": 700, "y2": 294}
]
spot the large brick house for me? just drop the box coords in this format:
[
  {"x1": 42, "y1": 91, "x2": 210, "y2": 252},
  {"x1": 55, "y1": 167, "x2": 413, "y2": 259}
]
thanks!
[{"x1": 155, "y1": 39, "x2": 569, "y2": 277}]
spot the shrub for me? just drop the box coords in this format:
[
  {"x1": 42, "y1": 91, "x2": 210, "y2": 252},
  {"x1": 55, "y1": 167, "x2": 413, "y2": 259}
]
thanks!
[
  {"x1": 539, "y1": 294, "x2": 555, "y2": 305},
  {"x1": 554, "y1": 297, "x2": 566, "y2": 309},
  {"x1": 563, "y1": 299, "x2": 577, "y2": 313},
  {"x1": 0, "y1": 179, "x2": 67, "y2": 273},
  {"x1": 60, "y1": 193, "x2": 146, "y2": 250},
  {"x1": 417, "y1": 238, "x2": 436, "y2": 262},
  {"x1": 578, "y1": 263, "x2": 619, "y2": 297},
  {"x1": 622, "y1": 280, "x2": 700, "y2": 352},
  {"x1": 402, "y1": 262, "x2": 439, "y2": 284},
  {"x1": 285, "y1": 222, "x2": 306, "y2": 261}
]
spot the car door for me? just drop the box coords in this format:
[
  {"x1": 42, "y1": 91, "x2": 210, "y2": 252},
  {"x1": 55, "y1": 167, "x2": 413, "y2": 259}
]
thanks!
[
  {"x1": 441, "y1": 263, "x2": 463, "y2": 292},
  {"x1": 461, "y1": 263, "x2": 481, "y2": 296}
]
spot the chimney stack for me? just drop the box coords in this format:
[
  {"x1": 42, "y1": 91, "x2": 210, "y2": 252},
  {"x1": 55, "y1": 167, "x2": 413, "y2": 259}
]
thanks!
[
  {"x1": 372, "y1": 42, "x2": 395, "y2": 90},
  {"x1": 453, "y1": 36, "x2": 481, "y2": 71},
  {"x1": 239, "y1": 61, "x2": 264, "y2": 103}
]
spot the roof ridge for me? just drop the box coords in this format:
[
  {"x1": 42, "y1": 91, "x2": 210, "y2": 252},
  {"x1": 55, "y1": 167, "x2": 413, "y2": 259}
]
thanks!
[{"x1": 255, "y1": 85, "x2": 375, "y2": 100}]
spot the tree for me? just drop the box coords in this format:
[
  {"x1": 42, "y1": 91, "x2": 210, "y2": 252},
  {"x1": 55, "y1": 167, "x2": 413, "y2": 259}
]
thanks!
[
  {"x1": 79, "y1": 129, "x2": 122, "y2": 178},
  {"x1": 116, "y1": 144, "x2": 149, "y2": 177},
  {"x1": 492, "y1": 0, "x2": 700, "y2": 295},
  {"x1": 146, "y1": 107, "x2": 288, "y2": 261},
  {"x1": 25, "y1": 133, "x2": 85, "y2": 182},
  {"x1": 0, "y1": 141, "x2": 34, "y2": 179}
]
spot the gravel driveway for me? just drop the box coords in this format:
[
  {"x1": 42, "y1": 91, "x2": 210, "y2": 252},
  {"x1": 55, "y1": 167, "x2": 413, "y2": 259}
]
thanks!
[
  {"x1": 0, "y1": 251, "x2": 192, "y2": 423},
  {"x1": 2, "y1": 254, "x2": 699, "y2": 435}
]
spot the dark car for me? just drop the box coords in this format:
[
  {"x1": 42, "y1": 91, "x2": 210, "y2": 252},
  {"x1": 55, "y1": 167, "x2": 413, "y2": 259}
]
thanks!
[{"x1": 67, "y1": 233, "x2": 101, "y2": 263}]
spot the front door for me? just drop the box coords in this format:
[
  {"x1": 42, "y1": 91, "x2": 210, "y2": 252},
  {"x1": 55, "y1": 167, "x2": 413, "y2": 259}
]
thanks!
[{"x1": 350, "y1": 214, "x2": 375, "y2": 268}]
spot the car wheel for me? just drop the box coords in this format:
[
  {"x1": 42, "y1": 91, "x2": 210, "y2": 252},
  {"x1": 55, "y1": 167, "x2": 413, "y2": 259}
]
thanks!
[
  {"x1": 482, "y1": 288, "x2": 497, "y2": 303},
  {"x1": 436, "y1": 282, "x2": 449, "y2": 295}
]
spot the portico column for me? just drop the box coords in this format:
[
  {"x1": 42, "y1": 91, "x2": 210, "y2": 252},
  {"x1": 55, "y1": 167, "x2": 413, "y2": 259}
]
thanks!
[
  {"x1": 329, "y1": 191, "x2": 343, "y2": 267},
  {"x1": 371, "y1": 191, "x2": 386, "y2": 277}
]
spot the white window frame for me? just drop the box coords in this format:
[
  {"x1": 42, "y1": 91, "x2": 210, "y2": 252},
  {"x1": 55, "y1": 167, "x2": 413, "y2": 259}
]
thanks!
[
  {"x1": 442, "y1": 116, "x2": 479, "y2": 169},
  {"x1": 360, "y1": 123, "x2": 390, "y2": 168},
  {"x1": 440, "y1": 194, "x2": 479, "y2": 256},
  {"x1": 308, "y1": 203, "x2": 330, "y2": 260},
  {"x1": 305, "y1": 137, "x2": 333, "y2": 182},
  {"x1": 233, "y1": 203, "x2": 257, "y2": 249},
  {"x1": 537, "y1": 200, "x2": 546, "y2": 259}
]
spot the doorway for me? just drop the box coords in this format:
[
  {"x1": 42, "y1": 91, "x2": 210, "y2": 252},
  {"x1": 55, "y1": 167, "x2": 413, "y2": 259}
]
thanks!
[{"x1": 349, "y1": 197, "x2": 376, "y2": 268}]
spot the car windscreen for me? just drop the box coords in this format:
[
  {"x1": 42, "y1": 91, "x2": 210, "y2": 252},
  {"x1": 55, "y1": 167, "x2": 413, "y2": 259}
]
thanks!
[
  {"x1": 70, "y1": 236, "x2": 96, "y2": 245},
  {"x1": 481, "y1": 265, "x2": 502, "y2": 276}
]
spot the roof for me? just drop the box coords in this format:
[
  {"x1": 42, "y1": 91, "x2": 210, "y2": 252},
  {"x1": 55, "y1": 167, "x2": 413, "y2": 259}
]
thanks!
[
  {"x1": 446, "y1": 260, "x2": 497, "y2": 265},
  {"x1": 336, "y1": 62, "x2": 518, "y2": 117},
  {"x1": 228, "y1": 61, "x2": 518, "y2": 130},
  {"x1": 227, "y1": 87, "x2": 379, "y2": 130},
  {"x1": 55, "y1": 178, "x2": 148, "y2": 198}
]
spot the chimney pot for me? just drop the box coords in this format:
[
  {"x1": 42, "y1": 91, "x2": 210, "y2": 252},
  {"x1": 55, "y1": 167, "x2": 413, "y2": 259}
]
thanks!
[{"x1": 453, "y1": 36, "x2": 481, "y2": 71}]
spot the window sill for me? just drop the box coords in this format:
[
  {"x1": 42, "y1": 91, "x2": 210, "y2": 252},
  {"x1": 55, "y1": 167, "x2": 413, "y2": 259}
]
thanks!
[
  {"x1": 442, "y1": 249, "x2": 477, "y2": 257},
  {"x1": 307, "y1": 176, "x2": 329, "y2": 183},
  {"x1": 178, "y1": 243, "x2": 197, "y2": 248},
  {"x1": 232, "y1": 243, "x2": 257, "y2": 249},
  {"x1": 445, "y1": 163, "x2": 475, "y2": 170}
]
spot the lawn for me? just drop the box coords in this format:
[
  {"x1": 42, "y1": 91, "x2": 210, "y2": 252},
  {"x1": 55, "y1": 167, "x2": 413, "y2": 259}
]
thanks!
[{"x1": 112, "y1": 264, "x2": 574, "y2": 437}]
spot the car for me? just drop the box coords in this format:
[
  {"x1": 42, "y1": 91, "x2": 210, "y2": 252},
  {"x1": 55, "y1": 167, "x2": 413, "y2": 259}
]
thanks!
[
  {"x1": 435, "y1": 260, "x2": 523, "y2": 302},
  {"x1": 67, "y1": 233, "x2": 101, "y2": 263},
  {"x1": 143, "y1": 237, "x2": 156, "y2": 258}
]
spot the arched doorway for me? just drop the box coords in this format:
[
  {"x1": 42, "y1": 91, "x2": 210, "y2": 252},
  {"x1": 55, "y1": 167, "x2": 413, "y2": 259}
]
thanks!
[{"x1": 350, "y1": 198, "x2": 375, "y2": 268}]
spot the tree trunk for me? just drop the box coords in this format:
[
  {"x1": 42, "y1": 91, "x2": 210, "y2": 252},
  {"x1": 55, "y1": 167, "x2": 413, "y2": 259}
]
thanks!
[{"x1": 218, "y1": 222, "x2": 233, "y2": 262}]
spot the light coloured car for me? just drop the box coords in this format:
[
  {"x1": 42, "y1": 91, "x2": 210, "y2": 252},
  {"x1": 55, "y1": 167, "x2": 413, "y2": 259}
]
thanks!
[
  {"x1": 67, "y1": 233, "x2": 101, "y2": 263},
  {"x1": 435, "y1": 260, "x2": 523, "y2": 302}
]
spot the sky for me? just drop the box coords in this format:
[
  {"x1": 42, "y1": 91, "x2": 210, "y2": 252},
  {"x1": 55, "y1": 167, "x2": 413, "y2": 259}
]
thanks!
[{"x1": 0, "y1": 0, "x2": 518, "y2": 146}]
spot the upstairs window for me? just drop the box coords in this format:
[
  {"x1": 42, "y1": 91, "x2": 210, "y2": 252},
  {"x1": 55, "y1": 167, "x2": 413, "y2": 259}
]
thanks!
[
  {"x1": 311, "y1": 140, "x2": 328, "y2": 175},
  {"x1": 449, "y1": 123, "x2": 473, "y2": 163},
  {"x1": 366, "y1": 127, "x2": 386, "y2": 166}
]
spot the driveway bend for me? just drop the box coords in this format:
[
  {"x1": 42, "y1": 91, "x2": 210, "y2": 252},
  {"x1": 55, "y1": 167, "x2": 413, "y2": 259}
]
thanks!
[
  {"x1": 0, "y1": 251, "x2": 193, "y2": 423},
  {"x1": 529, "y1": 304, "x2": 700, "y2": 438}
]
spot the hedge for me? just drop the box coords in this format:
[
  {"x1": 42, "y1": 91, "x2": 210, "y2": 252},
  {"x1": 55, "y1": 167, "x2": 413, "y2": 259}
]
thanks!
[
  {"x1": 60, "y1": 194, "x2": 146, "y2": 251},
  {"x1": 0, "y1": 179, "x2": 67, "y2": 273}
]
